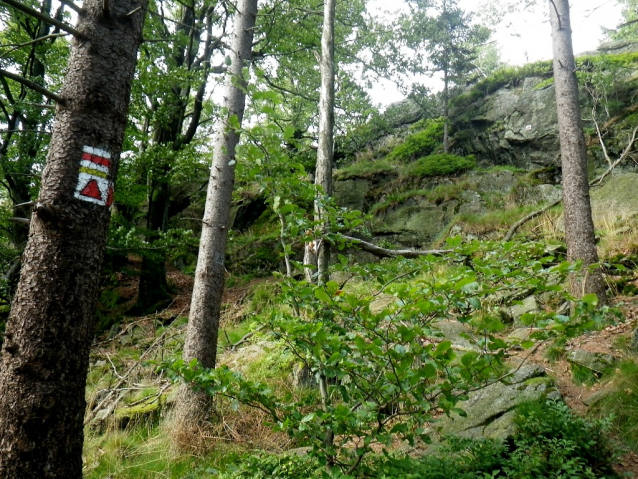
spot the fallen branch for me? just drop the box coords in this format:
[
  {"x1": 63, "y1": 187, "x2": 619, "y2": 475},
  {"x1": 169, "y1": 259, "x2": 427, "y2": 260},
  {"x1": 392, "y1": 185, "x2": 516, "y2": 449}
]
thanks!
[
  {"x1": 84, "y1": 307, "x2": 186, "y2": 425},
  {"x1": 227, "y1": 324, "x2": 266, "y2": 351},
  {"x1": 503, "y1": 199, "x2": 562, "y2": 242},
  {"x1": 339, "y1": 234, "x2": 452, "y2": 258}
]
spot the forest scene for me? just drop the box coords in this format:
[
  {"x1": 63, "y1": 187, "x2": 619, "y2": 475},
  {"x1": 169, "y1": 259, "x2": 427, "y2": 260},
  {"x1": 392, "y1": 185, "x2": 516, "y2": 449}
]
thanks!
[{"x1": 2, "y1": 0, "x2": 638, "y2": 477}]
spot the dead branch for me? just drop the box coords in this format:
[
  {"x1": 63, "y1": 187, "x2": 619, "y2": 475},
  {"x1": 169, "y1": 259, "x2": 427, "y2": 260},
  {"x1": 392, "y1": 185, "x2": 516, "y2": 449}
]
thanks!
[
  {"x1": 1, "y1": 33, "x2": 69, "y2": 59},
  {"x1": 58, "y1": 0, "x2": 83, "y2": 14},
  {"x1": 0, "y1": 0, "x2": 84, "y2": 39},
  {"x1": 84, "y1": 307, "x2": 187, "y2": 426},
  {"x1": 0, "y1": 69, "x2": 64, "y2": 105},
  {"x1": 339, "y1": 234, "x2": 452, "y2": 258},
  {"x1": 503, "y1": 199, "x2": 562, "y2": 242},
  {"x1": 7, "y1": 217, "x2": 29, "y2": 225}
]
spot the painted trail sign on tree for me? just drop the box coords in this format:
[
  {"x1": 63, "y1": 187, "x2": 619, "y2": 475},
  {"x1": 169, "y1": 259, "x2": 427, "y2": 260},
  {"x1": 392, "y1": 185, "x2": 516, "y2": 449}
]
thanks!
[{"x1": 0, "y1": 0, "x2": 146, "y2": 477}]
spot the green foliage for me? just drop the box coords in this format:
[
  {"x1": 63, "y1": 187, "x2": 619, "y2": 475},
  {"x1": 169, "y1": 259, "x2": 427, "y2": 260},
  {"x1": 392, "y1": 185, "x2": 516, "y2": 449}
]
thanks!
[
  {"x1": 400, "y1": 154, "x2": 475, "y2": 178},
  {"x1": 217, "y1": 400, "x2": 618, "y2": 479},
  {"x1": 590, "y1": 360, "x2": 638, "y2": 452},
  {"x1": 165, "y1": 239, "x2": 618, "y2": 476},
  {"x1": 452, "y1": 60, "x2": 553, "y2": 109},
  {"x1": 333, "y1": 160, "x2": 397, "y2": 180},
  {"x1": 386, "y1": 119, "x2": 444, "y2": 163},
  {"x1": 217, "y1": 453, "x2": 322, "y2": 479}
]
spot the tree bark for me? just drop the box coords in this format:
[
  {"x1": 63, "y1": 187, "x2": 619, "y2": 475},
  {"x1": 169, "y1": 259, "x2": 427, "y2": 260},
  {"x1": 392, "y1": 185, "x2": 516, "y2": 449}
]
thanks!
[
  {"x1": 172, "y1": 0, "x2": 257, "y2": 447},
  {"x1": 0, "y1": 0, "x2": 146, "y2": 476},
  {"x1": 306, "y1": 0, "x2": 336, "y2": 284},
  {"x1": 549, "y1": 0, "x2": 606, "y2": 302}
]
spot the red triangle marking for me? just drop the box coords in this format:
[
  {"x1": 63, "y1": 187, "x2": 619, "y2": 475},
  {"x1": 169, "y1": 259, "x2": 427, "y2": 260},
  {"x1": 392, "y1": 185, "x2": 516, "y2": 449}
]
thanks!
[
  {"x1": 106, "y1": 185, "x2": 114, "y2": 207},
  {"x1": 80, "y1": 179, "x2": 103, "y2": 200}
]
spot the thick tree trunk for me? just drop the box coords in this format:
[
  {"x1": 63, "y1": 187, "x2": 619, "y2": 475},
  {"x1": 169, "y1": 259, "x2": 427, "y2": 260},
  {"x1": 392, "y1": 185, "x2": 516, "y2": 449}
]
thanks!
[
  {"x1": 549, "y1": 0, "x2": 606, "y2": 302},
  {"x1": 172, "y1": 0, "x2": 257, "y2": 448},
  {"x1": 0, "y1": 0, "x2": 146, "y2": 476},
  {"x1": 307, "y1": 0, "x2": 336, "y2": 284}
]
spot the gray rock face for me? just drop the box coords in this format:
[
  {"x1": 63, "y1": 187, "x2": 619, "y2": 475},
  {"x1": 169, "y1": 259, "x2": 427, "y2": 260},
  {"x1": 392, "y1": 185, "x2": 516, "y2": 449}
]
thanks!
[
  {"x1": 432, "y1": 364, "x2": 560, "y2": 441},
  {"x1": 453, "y1": 77, "x2": 560, "y2": 169},
  {"x1": 510, "y1": 296, "x2": 539, "y2": 327},
  {"x1": 371, "y1": 198, "x2": 458, "y2": 247},
  {"x1": 567, "y1": 349, "x2": 618, "y2": 374}
]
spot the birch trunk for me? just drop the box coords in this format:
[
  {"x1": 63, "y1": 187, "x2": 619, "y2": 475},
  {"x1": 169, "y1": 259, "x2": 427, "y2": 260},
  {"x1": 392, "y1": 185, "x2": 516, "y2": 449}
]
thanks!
[
  {"x1": 0, "y1": 0, "x2": 146, "y2": 476},
  {"x1": 306, "y1": 0, "x2": 336, "y2": 284},
  {"x1": 549, "y1": 0, "x2": 606, "y2": 302},
  {"x1": 172, "y1": 0, "x2": 258, "y2": 446}
]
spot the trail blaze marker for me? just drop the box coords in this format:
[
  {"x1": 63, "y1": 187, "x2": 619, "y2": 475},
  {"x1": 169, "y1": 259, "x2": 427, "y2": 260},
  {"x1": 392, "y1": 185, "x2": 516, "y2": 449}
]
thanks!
[{"x1": 74, "y1": 146, "x2": 114, "y2": 206}]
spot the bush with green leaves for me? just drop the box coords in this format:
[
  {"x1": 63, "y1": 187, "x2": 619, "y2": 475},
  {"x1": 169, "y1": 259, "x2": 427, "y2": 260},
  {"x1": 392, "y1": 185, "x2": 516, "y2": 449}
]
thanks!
[
  {"x1": 386, "y1": 119, "x2": 444, "y2": 163},
  {"x1": 215, "y1": 400, "x2": 618, "y2": 479},
  {"x1": 590, "y1": 360, "x2": 638, "y2": 452},
  {"x1": 401, "y1": 154, "x2": 475, "y2": 178},
  {"x1": 166, "y1": 238, "x2": 620, "y2": 477}
]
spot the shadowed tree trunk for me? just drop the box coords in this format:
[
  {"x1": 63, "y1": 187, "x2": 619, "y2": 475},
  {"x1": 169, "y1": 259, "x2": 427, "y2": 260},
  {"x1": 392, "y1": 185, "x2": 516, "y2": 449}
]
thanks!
[
  {"x1": 172, "y1": 0, "x2": 258, "y2": 447},
  {"x1": 549, "y1": 0, "x2": 606, "y2": 302},
  {"x1": 135, "y1": 3, "x2": 225, "y2": 313},
  {"x1": 0, "y1": 0, "x2": 146, "y2": 476}
]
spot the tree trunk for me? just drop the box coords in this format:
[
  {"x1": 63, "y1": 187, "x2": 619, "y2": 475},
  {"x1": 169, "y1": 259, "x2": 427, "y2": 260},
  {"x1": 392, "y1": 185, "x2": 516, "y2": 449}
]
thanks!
[
  {"x1": 310, "y1": 0, "x2": 336, "y2": 284},
  {"x1": 0, "y1": 0, "x2": 146, "y2": 476},
  {"x1": 549, "y1": 0, "x2": 606, "y2": 302},
  {"x1": 136, "y1": 3, "x2": 199, "y2": 312},
  {"x1": 443, "y1": 61, "x2": 449, "y2": 154},
  {"x1": 172, "y1": 0, "x2": 257, "y2": 448}
]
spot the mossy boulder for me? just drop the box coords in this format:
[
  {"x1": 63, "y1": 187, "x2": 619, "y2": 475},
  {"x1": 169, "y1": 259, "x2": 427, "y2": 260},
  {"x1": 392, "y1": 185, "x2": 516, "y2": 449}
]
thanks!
[{"x1": 432, "y1": 364, "x2": 560, "y2": 441}]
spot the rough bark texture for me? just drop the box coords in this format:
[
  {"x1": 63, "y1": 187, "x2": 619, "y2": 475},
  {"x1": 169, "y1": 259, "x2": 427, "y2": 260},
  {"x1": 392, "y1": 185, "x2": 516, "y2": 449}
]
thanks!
[
  {"x1": 172, "y1": 0, "x2": 257, "y2": 446},
  {"x1": 313, "y1": 0, "x2": 336, "y2": 284},
  {"x1": 0, "y1": 0, "x2": 146, "y2": 476},
  {"x1": 549, "y1": 0, "x2": 606, "y2": 302}
]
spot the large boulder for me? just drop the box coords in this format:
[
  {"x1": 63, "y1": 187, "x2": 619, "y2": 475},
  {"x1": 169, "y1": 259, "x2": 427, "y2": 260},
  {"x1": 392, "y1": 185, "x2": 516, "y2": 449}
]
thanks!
[
  {"x1": 453, "y1": 77, "x2": 560, "y2": 169},
  {"x1": 432, "y1": 363, "x2": 560, "y2": 441}
]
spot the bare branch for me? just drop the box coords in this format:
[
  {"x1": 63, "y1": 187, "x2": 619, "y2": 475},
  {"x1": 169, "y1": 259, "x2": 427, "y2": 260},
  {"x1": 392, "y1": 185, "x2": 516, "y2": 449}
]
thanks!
[
  {"x1": 339, "y1": 235, "x2": 452, "y2": 258},
  {"x1": 8, "y1": 217, "x2": 29, "y2": 225},
  {"x1": 0, "y1": 0, "x2": 84, "y2": 39},
  {"x1": 58, "y1": 0, "x2": 83, "y2": 14},
  {"x1": 0, "y1": 69, "x2": 64, "y2": 105},
  {"x1": 1, "y1": 33, "x2": 69, "y2": 59}
]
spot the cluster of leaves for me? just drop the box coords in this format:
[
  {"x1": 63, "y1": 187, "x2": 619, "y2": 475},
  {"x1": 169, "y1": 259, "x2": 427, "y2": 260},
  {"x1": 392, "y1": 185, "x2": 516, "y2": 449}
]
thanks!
[
  {"x1": 166, "y1": 238, "x2": 620, "y2": 476},
  {"x1": 401, "y1": 153, "x2": 475, "y2": 178},
  {"x1": 214, "y1": 400, "x2": 618, "y2": 479}
]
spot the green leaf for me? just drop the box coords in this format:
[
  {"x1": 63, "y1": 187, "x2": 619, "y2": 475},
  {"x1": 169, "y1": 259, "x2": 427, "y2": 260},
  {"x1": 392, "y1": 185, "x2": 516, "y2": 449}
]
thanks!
[
  {"x1": 314, "y1": 288, "x2": 331, "y2": 304},
  {"x1": 582, "y1": 293, "x2": 599, "y2": 307}
]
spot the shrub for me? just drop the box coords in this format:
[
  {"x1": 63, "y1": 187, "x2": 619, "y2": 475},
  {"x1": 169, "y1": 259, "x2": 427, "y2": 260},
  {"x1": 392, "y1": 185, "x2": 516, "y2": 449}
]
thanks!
[
  {"x1": 590, "y1": 360, "x2": 638, "y2": 452},
  {"x1": 333, "y1": 160, "x2": 396, "y2": 180},
  {"x1": 401, "y1": 154, "x2": 475, "y2": 178},
  {"x1": 386, "y1": 119, "x2": 444, "y2": 163}
]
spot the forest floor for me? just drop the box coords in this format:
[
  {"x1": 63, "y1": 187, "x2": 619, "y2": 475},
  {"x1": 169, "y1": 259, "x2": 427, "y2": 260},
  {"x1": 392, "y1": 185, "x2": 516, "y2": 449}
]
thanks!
[{"x1": 89, "y1": 266, "x2": 638, "y2": 477}]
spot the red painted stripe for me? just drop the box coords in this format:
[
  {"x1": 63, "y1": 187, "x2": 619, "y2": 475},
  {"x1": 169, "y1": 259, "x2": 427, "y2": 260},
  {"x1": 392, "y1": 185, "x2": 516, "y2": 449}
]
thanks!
[{"x1": 81, "y1": 152, "x2": 111, "y2": 168}]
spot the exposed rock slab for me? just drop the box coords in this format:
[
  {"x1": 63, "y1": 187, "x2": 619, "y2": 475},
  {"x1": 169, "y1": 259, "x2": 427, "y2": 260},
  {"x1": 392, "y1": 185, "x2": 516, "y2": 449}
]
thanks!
[{"x1": 432, "y1": 363, "x2": 560, "y2": 441}]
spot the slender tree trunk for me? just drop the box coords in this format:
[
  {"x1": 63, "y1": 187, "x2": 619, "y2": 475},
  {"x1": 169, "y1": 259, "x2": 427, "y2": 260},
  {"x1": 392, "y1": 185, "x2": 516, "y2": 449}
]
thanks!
[
  {"x1": 172, "y1": 0, "x2": 257, "y2": 448},
  {"x1": 307, "y1": 0, "x2": 336, "y2": 285},
  {"x1": 443, "y1": 64, "x2": 449, "y2": 153},
  {"x1": 549, "y1": 0, "x2": 606, "y2": 302},
  {"x1": 0, "y1": 0, "x2": 146, "y2": 476}
]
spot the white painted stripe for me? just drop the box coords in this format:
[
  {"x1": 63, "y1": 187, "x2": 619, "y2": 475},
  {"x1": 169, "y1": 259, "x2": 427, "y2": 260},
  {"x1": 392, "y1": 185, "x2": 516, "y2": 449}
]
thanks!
[
  {"x1": 82, "y1": 145, "x2": 111, "y2": 159},
  {"x1": 74, "y1": 172, "x2": 110, "y2": 206},
  {"x1": 80, "y1": 159, "x2": 109, "y2": 174}
]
